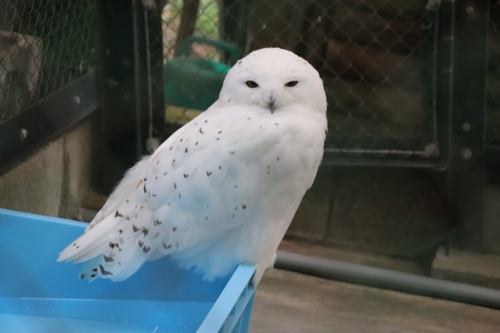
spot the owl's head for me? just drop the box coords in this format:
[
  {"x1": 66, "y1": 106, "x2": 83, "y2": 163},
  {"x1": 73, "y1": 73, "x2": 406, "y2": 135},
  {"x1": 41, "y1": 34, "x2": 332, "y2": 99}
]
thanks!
[{"x1": 219, "y1": 48, "x2": 327, "y2": 115}]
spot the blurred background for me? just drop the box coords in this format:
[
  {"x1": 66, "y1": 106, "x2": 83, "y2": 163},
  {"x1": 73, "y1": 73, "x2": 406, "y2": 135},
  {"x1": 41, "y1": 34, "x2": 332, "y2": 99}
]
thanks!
[{"x1": 0, "y1": 0, "x2": 499, "y2": 315}]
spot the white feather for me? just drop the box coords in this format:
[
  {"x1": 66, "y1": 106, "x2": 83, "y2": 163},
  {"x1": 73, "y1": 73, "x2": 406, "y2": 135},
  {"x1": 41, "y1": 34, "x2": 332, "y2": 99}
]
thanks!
[{"x1": 58, "y1": 48, "x2": 327, "y2": 285}]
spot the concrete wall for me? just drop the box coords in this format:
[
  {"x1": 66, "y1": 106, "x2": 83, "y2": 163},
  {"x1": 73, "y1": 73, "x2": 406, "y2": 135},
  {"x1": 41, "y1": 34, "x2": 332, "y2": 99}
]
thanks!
[
  {"x1": 290, "y1": 165, "x2": 500, "y2": 258},
  {"x1": 289, "y1": 166, "x2": 447, "y2": 259},
  {"x1": 484, "y1": 183, "x2": 500, "y2": 254},
  {"x1": 0, "y1": 117, "x2": 95, "y2": 220}
]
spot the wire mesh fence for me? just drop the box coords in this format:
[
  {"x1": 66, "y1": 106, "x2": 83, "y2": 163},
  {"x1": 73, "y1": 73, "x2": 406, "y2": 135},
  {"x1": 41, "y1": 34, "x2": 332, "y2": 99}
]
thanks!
[
  {"x1": 488, "y1": 1, "x2": 500, "y2": 147},
  {"x1": 160, "y1": 0, "x2": 440, "y2": 158},
  {"x1": 0, "y1": 0, "x2": 98, "y2": 125},
  {"x1": 3, "y1": 1, "x2": 496, "y2": 156}
]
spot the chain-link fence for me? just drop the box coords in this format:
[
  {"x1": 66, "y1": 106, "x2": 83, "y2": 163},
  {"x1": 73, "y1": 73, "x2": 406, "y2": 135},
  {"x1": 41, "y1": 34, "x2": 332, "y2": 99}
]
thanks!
[
  {"x1": 160, "y1": 0, "x2": 439, "y2": 158},
  {"x1": 488, "y1": 1, "x2": 500, "y2": 147},
  {"x1": 0, "y1": 0, "x2": 97, "y2": 125},
  {"x1": 4, "y1": 1, "x2": 496, "y2": 158}
]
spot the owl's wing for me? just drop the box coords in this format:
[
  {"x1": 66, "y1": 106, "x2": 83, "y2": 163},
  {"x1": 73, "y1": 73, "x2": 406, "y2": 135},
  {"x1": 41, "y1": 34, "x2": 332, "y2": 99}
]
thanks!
[
  {"x1": 58, "y1": 105, "x2": 291, "y2": 281},
  {"x1": 87, "y1": 156, "x2": 151, "y2": 231}
]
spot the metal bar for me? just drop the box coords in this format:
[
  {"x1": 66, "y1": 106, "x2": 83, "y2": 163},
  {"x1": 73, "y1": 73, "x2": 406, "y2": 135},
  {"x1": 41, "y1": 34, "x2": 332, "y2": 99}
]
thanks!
[
  {"x1": 132, "y1": 0, "x2": 144, "y2": 158},
  {"x1": 98, "y1": 0, "x2": 142, "y2": 193},
  {"x1": 276, "y1": 251, "x2": 500, "y2": 310},
  {"x1": 0, "y1": 71, "x2": 98, "y2": 175},
  {"x1": 144, "y1": 10, "x2": 154, "y2": 141},
  {"x1": 438, "y1": 0, "x2": 456, "y2": 254},
  {"x1": 421, "y1": 0, "x2": 441, "y2": 155},
  {"x1": 322, "y1": 157, "x2": 444, "y2": 169},
  {"x1": 142, "y1": 5, "x2": 165, "y2": 153},
  {"x1": 327, "y1": 148, "x2": 435, "y2": 157},
  {"x1": 447, "y1": 0, "x2": 488, "y2": 250},
  {"x1": 145, "y1": 3, "x2": 167, "y2": 146}
]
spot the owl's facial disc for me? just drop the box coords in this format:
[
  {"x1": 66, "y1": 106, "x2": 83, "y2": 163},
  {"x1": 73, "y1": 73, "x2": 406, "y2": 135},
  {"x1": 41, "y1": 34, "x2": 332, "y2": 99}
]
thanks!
[{"x1": 262, "y1": 89, "x2": 280, "y2": 113}]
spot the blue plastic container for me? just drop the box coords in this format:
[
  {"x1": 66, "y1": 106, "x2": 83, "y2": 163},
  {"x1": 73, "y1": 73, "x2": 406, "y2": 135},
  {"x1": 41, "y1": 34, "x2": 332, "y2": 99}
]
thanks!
[{"x1": 0, "y1": 208, "x2": 256, "y2": 333}]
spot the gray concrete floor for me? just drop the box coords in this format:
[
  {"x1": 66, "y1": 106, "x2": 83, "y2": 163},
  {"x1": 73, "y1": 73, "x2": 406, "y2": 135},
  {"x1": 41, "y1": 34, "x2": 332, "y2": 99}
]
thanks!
[
  {"x1": 250, "y1": 238, "x2": 500, "y2": 333},
  {"x1": 250, "y1": 268, "x2": 500, "y2": 333},
  {"x1": 81, "y1": 194, "x2": 500, "y2": 332}
]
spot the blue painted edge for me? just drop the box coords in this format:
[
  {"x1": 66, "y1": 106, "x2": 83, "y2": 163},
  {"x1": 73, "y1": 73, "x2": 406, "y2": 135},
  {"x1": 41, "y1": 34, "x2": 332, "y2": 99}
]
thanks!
[
  {"x1": 197, "y1": 265, "x2": 256, "y2": 333},
  {"x1": 219, "y1": 283, "x2": 255, "y2": 333},
  {"x1": 0, "y1": 208, "x2": 86, "y2": 228}
]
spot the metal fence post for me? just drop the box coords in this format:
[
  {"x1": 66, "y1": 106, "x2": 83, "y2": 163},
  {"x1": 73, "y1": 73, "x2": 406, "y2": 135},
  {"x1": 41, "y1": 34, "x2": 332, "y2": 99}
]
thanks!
[
  {"x1": 98, "y1": 0, "x2": 164, "y2": 192},
  {"x1": 446, "y1": 0, "x2": 488, "y2": 250}
]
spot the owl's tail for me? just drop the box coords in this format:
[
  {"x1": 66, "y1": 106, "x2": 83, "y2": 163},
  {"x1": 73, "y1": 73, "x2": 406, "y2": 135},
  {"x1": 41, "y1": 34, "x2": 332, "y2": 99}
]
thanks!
[
  {"x1": 57, "y1": 213, "x2": 119, "y2": 264},
  {"x1": 58, "y1": 207, "x2": 157, "y2": 282}
]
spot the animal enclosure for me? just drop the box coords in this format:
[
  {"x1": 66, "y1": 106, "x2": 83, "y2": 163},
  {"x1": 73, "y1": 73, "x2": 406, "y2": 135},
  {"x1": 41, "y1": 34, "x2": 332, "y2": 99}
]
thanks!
[
  {"x1": 161, "y1": 0, "x2": 441, "y2": 161},
  {"x1": 0, "y1": 0, "x2": 98, "y2": 172},
  {"x1": 0, "y1": 0, "x2": 97, "y2": 123},
  {"x1": 0, "y1": 0, "x2": 498, "y2": 252}
]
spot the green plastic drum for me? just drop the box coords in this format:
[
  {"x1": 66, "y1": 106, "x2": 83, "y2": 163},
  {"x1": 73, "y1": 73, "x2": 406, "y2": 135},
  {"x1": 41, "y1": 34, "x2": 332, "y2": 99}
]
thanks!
[{"x1": 164, "y1": 36, "x2": 241, "y2": 111}]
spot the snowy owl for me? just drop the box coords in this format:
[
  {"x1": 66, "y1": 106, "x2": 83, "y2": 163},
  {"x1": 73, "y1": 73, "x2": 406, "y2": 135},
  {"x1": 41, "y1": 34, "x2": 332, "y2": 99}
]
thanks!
[{"x1": 58, "y1": 48, "x2": 327, "y2": 285}]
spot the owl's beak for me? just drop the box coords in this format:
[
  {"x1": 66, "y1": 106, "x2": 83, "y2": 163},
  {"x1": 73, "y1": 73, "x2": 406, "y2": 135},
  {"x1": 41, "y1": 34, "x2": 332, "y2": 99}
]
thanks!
[
  {"x1": 263, "y1": 90, "x2": 278, "y2": 113},
  {"x1": 268, "y1": 101, "x2": 276, "y2": 113}
]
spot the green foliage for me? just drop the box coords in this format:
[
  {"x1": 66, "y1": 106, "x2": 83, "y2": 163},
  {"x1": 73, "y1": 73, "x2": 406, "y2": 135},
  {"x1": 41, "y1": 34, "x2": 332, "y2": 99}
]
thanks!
[
  {"x1": 196, "y1": 0, "x2": 220, "y2": 40},
  {"x1": 163, "y1": 0, "x2": 220, "y2": 40}
]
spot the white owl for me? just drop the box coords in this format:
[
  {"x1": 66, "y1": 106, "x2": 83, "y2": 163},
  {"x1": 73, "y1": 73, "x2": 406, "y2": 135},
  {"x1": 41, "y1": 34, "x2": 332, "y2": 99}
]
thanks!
[{"x1": 58, "y1": 48, "x2": 327, "y2": 285}]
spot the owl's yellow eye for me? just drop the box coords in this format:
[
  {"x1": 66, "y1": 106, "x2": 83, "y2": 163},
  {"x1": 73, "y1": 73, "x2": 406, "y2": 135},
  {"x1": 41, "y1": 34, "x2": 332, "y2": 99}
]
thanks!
[
  {"x1": 285, "y1": 81, "x2": 298, "y2": 87},
  {"x1": 246, "y1": 80, "x2": 259, "y2": 88}
]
